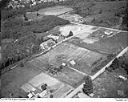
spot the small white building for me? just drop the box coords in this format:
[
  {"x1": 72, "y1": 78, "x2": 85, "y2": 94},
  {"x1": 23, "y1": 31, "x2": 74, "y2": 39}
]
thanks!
[
  {"x1": 47, "y1": 34, "x2": 59, "y2": 40},
  {"x1": 38, "y1": 90, "x2": 47, "y2": 97},
  {"x1": 69, "y1": 60, "x2": 76, "y2": 66}
]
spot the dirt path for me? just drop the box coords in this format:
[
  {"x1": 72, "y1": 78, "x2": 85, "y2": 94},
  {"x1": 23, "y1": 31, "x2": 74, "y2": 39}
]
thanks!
[{"x1": 68, "y1": 66, "x2": 86, "y2": 76}]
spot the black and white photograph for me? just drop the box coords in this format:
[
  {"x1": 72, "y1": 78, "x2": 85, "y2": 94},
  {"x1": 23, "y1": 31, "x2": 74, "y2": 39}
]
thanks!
[{"x1": 0, "y1": 0, "x2": 128, "y2": 101}]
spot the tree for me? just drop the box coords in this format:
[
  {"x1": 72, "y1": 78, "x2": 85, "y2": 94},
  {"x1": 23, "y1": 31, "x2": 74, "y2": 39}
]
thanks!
[
  {"x1": 41, "y1": 84, "x2": 47, "y2": 91},
  {"x1": 23, "y1": 14, "x2": 28, "y2": 21},
  {"x1": 66, "y1": 31, "x2": 73, "y2": 38},
  {"x1": 109, "y1": 58, "x2": 119, "y2": 71},
  {"x1": 50, "y1": 94, "x2": 53, "y2": 98},
  {"x1": 82, "y1": 76, "x2": 93, "y2": 95},
  {"x1": 32, "y1": 45, "x2": 39, "y2": 53},
  {"x1": 106, "y1": 58, "x2": 119, "y2": 72},
  {"x1": 20, "y1": 62, "x2": 24, "y2": 67}
]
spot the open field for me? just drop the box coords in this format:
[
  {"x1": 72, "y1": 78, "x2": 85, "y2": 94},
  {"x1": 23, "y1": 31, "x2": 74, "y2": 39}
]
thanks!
[
  {"x1": 59, "y1": 24, "x2": 98, "y2": 37},
  {"x1": 93, "y1": 70, "x2": 128, "y2": 98},
  {"x1": 25, "y1": 6, "x2": 73, "y2": 21},
  {"x1": 1, "y1": 63, "x2": 42, "y2": 98},
  {"x1": 38, "y1": 6, "x2": 73, "y2": 16},
  {"x1": 66, "y1": 25, "x2": 128, "y2": 55},
  {"x1": 92, "y1": 50, "x2": 128, "y2": 98},
  {"x1": 71, "y1": 0, "x2": 127, "y2": 30}
]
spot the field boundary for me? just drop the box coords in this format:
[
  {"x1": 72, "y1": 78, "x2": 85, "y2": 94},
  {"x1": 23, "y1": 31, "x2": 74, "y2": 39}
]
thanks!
[{"x1": 66, "y1": 47, "x2": 128, "y2": 98}]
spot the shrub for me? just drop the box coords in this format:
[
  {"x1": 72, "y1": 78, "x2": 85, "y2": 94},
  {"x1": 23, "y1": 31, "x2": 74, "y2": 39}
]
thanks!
[
  {"x1": 66, "y1": 31, "x2": 73, "y2": 38},
  {"x1": 20, "y1": 62, "x2": 24, "y2": 67}
]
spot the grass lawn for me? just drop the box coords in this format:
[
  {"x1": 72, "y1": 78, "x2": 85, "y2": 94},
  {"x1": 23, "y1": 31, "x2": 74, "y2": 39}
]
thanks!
[{"x1": 93, "y1": 69, "x2": 128, "y2": 98}]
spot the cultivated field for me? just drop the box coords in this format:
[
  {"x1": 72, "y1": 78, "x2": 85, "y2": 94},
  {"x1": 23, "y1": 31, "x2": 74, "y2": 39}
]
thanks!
[
  {"x1": 66, "y1": 25, "x2": 128, "y2": 54},
  {"x1": 29, "y1": 55, "x2": 85, "y2": 88},
  {"x1": 21, "y1": 72, "x2": 73, "y2": 98},
  {"x1": 31, "y1": 42, "x2": 107, "y2": 75}
]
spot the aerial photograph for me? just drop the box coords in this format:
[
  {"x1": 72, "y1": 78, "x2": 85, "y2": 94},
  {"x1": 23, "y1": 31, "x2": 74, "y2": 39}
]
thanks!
[{"x1": 0, "y1": 0, "x2": 128, "y2": 99}]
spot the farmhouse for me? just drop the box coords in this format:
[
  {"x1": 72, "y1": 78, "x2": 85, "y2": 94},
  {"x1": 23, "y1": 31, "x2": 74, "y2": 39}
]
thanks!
[{"x1": 40, "y1": 39, "x2": 55, "y2": 50}]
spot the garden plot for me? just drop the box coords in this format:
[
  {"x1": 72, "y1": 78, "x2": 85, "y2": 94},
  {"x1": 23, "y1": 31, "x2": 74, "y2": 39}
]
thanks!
[
  {"x1": 29, "y1": 54, "x2": 85, "y2": 88},
  {"x1": 21, "y1": 72, "x2": 73, "y2": 98},
  {"x1": 43, "y1": 42, "x2": 89, "y2": 66},
  {"x1": 28, "y1": 72, "x2": 59, "y2": 87},
  {"x1": 73, "y1": 50, "x2": 107, "y2": 75},
  {"x1": 36, "y1": 42, "x2": 107, "y2": 75}
]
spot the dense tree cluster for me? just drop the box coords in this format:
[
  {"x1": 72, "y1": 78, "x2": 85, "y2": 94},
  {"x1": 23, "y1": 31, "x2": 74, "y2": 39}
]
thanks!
[
  {"x1": 1, "y1": 15, "x2": 69, "y2": 71},
  {"x1": 106, "y1": 55, "x2": 128, "y2": 75},
  {"x1": 46, "y1": 64, "x2": 64, "y2": 75},
  {"x1": 82, "y1": 76, "x2": 93, "y2": 95},
  {"x1": 1, "y1": 16, "x2": 70, "y2": 40},
  {"x1": 1, "y1": 35, "x2": 39, "y2": 69},
  {"x1": 66, "y1": 31, "x2": 73, "y2": 38}
]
